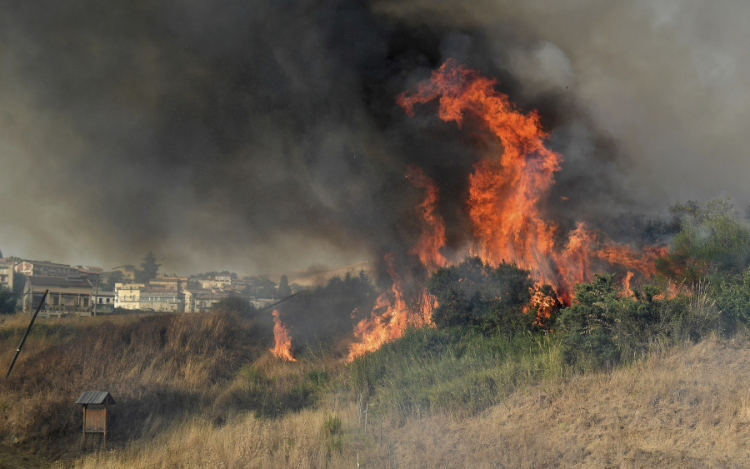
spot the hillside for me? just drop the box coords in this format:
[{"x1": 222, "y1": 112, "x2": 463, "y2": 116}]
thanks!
[
  {"x1": 63, "y1": 334, "x2": 750, "y2": 468},
  {"x1": 0, "y1": 308, "x2": 747, "y2": 468}
]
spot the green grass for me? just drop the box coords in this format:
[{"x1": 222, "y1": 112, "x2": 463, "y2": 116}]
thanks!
[{"x1": 347, "y1": 326, "x2": 566, "y2": 418}]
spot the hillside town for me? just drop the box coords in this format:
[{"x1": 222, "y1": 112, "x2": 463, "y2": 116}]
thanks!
[{"x1": 0, "y1": 253, "x2": 291, "y2": 317}]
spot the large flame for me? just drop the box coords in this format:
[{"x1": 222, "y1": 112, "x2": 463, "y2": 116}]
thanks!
[
  {"x1": 398, "y1": 60, "x2": 666, "y2": 305},
  {"x1": 347, "y1": 60, "x2": 669, "y2": 361},
  {"x1": 271, "y1": 309, "x2": 296, "y2": 362}
]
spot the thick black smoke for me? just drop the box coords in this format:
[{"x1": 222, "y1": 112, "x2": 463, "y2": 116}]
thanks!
[{"x1": 1, "y1": 0, "x2": 740, "y2": 275}]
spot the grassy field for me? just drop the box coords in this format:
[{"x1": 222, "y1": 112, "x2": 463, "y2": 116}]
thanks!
[{"x1": 0, "y1": 311, "x2": 747, "y2": 467}]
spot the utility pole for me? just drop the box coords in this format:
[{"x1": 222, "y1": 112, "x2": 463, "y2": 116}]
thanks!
[
  {"x1": 92, "y1": 280, "x2": 99, "y2": 317},
  {"x1": 7, "y1": 289, "x2": 48, "y2": 378}
]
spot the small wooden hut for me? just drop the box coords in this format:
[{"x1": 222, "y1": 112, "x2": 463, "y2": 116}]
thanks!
[{"x1": 75, "y1": 391, "x2": 116, "y2": 443}]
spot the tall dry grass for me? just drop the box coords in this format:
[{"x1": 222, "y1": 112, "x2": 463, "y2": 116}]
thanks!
[
  {"x1": 0, "y1": 311, "x2": 272, "y2": 451},
  {"x1": 66, "y1": 334, "x2": 750, "y2": 468}
]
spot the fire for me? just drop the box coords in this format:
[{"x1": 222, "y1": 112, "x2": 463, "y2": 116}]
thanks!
[
  {"x1": 347, "y1": 254, "x2": 411, "y2": 362},
  {"x1": 398, "y1": 60, "x2": 667, "y2": 306},
  {"x1": 347, "y1": 167, "x2": 445, "y2": 362},
  {"x1": 347, "y1": 60, "x2": 671, "y2": 361},
  {"x1": 621, "y1": 271, "x2": 635, "y2": 298},
  {"x1": 406, "y1": 165, "x2": 447, "y2": 272},
  {"x1": 399, "y1": 60, "x2": 562, "y2": 283},
  {"x1": 271, "y1": 309, "x2": 296, "y2": 362},
  {"x1": 525, "y1": 285, "x2": 561, "y2": 325}
]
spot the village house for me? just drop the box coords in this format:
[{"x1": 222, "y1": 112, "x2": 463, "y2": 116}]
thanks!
[
  {"x1": 199, "y1": 275, "x2": 233, "y2": 290},
  {"x1": 113, "y1": 283, "x2": 145, "y2": 310},
  {"x1": 111, "y1": 265, "x2": 137, "y2": 281},
  {"x1": 184, "y1": 289, "x2": 230, "y2": 313},
  {"x1": 114, "y1": 283, "x2": 184, "y2": 312},
  {"x1": 149, "y1": 276, "x2": 188, "y2": 292},
  {"x1": 23, "y1": 276, "x2": 94, "y2": 312},
  {"x1": 76, "y1": 266, "x2": 103, "y2": 284},
  {"x1": 15, "y1": 260, "x2": 79, "y2": 278},
  {"x1": 0, "y1": 259, "x2": 15, "y2": 291},
  {"x1": 138, "y1": 288, "x2": 183, "y2": 312},
  {"x1": 93, "y1": 291, "x2": 115, "y2": 313}
]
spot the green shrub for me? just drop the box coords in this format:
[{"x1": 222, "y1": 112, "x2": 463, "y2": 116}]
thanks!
[
  {"x1": 323, "y1": 414, "x2": 343, "y2": 455},
  {"x1": 557, "y1": 274, "x2": 720, "y2": 369},
  {"x1": 347, "y1": 326, "x2": 564, "y2": 417}
]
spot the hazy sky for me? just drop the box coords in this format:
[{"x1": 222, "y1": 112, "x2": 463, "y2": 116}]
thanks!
[{"x1": 1, "y1": 0, "x2": 748, "y2": 275}]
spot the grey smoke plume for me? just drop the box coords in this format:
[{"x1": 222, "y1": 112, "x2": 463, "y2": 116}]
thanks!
[{"x1": 0, "y1": 0, "x2": 747, "y2": 274}]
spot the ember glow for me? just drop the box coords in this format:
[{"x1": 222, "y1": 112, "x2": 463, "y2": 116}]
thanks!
[{"x1": 271, "y1": 310, "x2": 296, "y2": 362}]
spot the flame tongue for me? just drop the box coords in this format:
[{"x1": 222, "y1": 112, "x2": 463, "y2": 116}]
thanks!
[
  {"x1": 406, "y1": 165, "x2": 447, "y2": 272},
  {"x1": 271, "y1": 309, "x2": 296, "y2": 362},
  {"x1": 347, "y1": 254, "x2": 411, "y2": 362},
  {"x1": 347, "y1": 60, "x2": 671, "y2": 361},
  {"x1": 399, "y1": 59, "x2": 562, "y2": 281},
  {"x1": 398, "y1": 60, "x2": 668, "y2": 306}
]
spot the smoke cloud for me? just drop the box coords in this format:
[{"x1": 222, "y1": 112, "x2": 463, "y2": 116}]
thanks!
[{"x1": 0, "y1": 0, "x2": 747, "y2": 274}]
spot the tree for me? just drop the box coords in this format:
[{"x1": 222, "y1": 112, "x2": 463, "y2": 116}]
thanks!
[
  {"x1": 246, "y1": 276, "x2": 277, "y2": 298},
  {"x1": 656, "y1": 199, "x2": 750, "y2": 285},
  {"x1": 427, "y1": 257, "x2": 537, "y2": 333},
  {"x1": 101, "y1": 270, "x2": 124, "y2": 291},
  {"x1": 278, "y1": 275, "x2": 292, "y2": 298},
  {"x1": 140, "y1": 252, "x2": 160, "y2": 282},
  {"x1": 0, "y1": 287, "x2": 15, "y2": 314},
  {"x1": 212, "y1": 295, "x2": 257, "y2": 316},
  {"x1": 12, "y1": 271, "x2": 25, "y2": 297},
  {"x1": 554, "y1": 274, "x2": 706, "y2": 368}
]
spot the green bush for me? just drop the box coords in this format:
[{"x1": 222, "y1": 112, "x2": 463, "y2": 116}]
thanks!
[
  {"x1": 0, "y1": 287, "x2": 16, "y2": 314},
  {"x1": 556, "y1": 274, "x2": 720, "y2": 369},
  {"x1": 347, "y1": 326, "x2": 564, "y2": 417}
]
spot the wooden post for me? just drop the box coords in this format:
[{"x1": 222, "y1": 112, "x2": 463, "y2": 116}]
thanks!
[
  {"x1": 364, "y1": 404, "x2": 368, "y2": 435},
  {"x1": 357, "y1": 393, "x2": 362, "y2": 425},
  {"x1": 93, "y1": 281, "x2": 99, "y2": 317},
  {"x1": 103, "y1": 401, "x2": 108, "y2": 447}
]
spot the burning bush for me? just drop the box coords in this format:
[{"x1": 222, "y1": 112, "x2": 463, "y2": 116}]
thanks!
[{"x1": 427, "y1": 257, "x2": 556, "y2": 332}]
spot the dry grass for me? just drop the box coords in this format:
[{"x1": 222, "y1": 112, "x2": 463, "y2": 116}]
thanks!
[
  {"x1": 66, "y1": 334, "x2": 750, "y2": 468},
  {"x1": 379, "y1": 334, "x2": 750, "y2": 468},
  {"x1": 0, "y1": 311, "x2": 271, "y2": 455}
]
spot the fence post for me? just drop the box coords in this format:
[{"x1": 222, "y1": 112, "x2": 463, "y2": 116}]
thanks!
[{"x1": 364, "y1": 403, "x2": 369, "y2": 435}]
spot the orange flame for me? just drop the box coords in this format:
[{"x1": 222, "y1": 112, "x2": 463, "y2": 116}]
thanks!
[
  {"x1": 347, "y1": 254, "x2": 412, "y2": 362},
  {"x1": 398, "y1": 60, "x2": 667, "y2": 307},
  {"x1": 399, "y1": 60, "x2": 561, "y2": 281},
  {"x1": 621, "y1": 271, "x2": 635, "y2": 298},
  {"x1": 271, "y1": 309, "x2": 296, "y2": 362},
  {"x1": 406, "y1": 165, "x2": 447, "y2": 272}
]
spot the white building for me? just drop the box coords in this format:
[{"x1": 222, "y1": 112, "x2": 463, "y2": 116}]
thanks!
[
  {"x1": 114, "y1": 283, "x2": 145, "y2": 310},
  {"x1": 0, "y1": 259, "x2": 15, "y2": 291}
]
